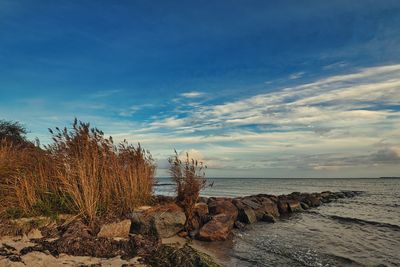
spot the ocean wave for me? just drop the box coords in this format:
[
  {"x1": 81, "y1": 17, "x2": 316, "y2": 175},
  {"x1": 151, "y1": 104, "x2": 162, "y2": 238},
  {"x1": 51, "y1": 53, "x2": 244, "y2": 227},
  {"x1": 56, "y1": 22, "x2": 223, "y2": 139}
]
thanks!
[
  {"x1": 328, "y1": 215, "x2": 400, "y2": 231},
  {"x1": 305, "y1": 211, "x2": 400, "y2": 231}
]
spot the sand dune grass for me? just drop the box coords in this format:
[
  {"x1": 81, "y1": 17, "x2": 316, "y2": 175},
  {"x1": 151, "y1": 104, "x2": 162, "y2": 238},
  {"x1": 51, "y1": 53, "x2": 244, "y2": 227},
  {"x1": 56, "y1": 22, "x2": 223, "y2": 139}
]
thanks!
[{"x1": 0, "y1": 119, "x2": 155, "y2": 226}]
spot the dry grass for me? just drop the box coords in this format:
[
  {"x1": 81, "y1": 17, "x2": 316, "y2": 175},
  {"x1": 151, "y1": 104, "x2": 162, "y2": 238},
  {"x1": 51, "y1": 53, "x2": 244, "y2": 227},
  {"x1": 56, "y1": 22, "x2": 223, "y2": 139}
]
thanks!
[
  {"x1": 0, "y1": 119, "x2": 155, "y2": 226},
  {"x1": 169, "y1": 151, "x2": 207, "y2": 232}
]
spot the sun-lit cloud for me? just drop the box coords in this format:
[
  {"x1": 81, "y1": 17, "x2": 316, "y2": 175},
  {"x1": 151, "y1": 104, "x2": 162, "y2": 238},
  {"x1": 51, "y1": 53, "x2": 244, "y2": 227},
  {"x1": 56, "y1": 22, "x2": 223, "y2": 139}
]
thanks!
[{"x1": 110, "y1": 64, "x2": 400, "y2": 176}]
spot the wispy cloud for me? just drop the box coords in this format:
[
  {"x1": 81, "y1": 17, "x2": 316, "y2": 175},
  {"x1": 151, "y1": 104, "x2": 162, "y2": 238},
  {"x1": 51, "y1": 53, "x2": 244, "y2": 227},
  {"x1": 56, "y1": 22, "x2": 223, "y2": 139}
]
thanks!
[
  {"x1": 289, "y1": 71, "x2": 305, "y2": 79},
  {"x1": 180, "y1": 91, "x2": 205, "y2": 98},
  {"x1": 90, "y1": 89, "x2": 121, "y2": 98},
  {"x1": 114, "y1": 64, "x2": 400, "y2": 174}
]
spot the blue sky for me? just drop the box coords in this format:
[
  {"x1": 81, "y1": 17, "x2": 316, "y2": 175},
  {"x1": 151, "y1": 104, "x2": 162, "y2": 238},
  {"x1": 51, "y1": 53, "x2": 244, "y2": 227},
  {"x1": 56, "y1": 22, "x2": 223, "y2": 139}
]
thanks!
[{"x1": 1, "y1": 0, "x2": 400, "y2": 177}]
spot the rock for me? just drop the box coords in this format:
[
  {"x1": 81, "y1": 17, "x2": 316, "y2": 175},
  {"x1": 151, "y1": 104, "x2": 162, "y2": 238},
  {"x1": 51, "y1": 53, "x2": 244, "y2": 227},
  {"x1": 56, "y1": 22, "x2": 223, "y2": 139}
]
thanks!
[
  {"x1": 130, "y1": 204, "x2": 186, "y2": 238},
  {"x1": 198, "y1": 197, "x2": 209, "y2": 203},
  {"x1": 335, "y1": 192, "x2": 345, "y2": 198},
  {"x1": 208, "y1": 200, "x2": 238, "y2": 221},
  {"x1": 97, "y1": 219, "x2": 131, "y2": 239},
  {"x1": 153, "y1": 209, "x2": 186, "y2": 238},
  {"x1": 237, "y1": 206, "x2": 257, "y2": 224},
  {"x1": 287, "y1": 200, "x2": 302, "y2": 212},
  {"x1": 277, "y1": 200, "x2": 290, "y2": 214},
  {"x1": 129, "y1": 212, "x2": 158, "y2": 238},
  {"x1": 343, "y1": 191, "x2": 355, "y2": 198},
  {"x1": 261, "y1": 198, "x2": 280, "y2": 218},
  {"x1": 198, "y1": 214, "x2": 235, "y2": 241},
  {"x1": 300, "y1": 202, "x2": 310, "y2": 210},
  {"x1": 194, "y1": 203, "x2": 209, "y2": 217},
  {"x1": 261, "y1": 213, "x2": 276, "y2": 223},
  {"x1": 241, "y1": 198, "x2": 261, "y2": 210},
  {"x1": 302, "y1": 194, "x2": 321, "y2": 207},
  {"x1": 320, "y1": 191, "x2": 332, "y2": 199},
  {"x1": 234, "y1": 221, "x2": 246, "y2": 230}
]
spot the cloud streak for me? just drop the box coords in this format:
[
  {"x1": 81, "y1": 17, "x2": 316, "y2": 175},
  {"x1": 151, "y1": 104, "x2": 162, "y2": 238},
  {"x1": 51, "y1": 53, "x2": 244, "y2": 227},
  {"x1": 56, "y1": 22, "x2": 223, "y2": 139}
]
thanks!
[{"x1": 115, "y1": 64, "x2": 400, "y2": 175}]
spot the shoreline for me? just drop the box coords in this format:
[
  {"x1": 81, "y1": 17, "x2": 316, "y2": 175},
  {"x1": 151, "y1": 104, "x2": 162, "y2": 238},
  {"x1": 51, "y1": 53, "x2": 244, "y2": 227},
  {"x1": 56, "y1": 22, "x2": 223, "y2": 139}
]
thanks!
[{"x1": 0, "y1": 190, "x2": 362, "y2": 267}]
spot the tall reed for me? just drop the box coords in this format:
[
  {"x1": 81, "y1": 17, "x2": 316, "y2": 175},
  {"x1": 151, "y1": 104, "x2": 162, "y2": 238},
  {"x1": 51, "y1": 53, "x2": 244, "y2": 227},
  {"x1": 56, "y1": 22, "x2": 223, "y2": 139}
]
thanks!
[
  {"x1": 169, "y1": 151, "x2": 207, "y2": 232},
  {"x1": 0, "y1": 119, "x2": 155, "y2": 226}
]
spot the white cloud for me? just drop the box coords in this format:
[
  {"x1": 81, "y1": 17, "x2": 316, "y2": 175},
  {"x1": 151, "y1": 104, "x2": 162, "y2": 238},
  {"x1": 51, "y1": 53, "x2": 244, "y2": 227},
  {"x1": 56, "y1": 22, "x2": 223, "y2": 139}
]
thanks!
[
  {"x1": 180, "y1": 91, "x2": 205, "y2": 98},
  {"x1": 289, "y1": 71, "x2": 305, "y2": 79},
  {"x1": 115, "y1": 64, "x2": 400, "y2": 174}
]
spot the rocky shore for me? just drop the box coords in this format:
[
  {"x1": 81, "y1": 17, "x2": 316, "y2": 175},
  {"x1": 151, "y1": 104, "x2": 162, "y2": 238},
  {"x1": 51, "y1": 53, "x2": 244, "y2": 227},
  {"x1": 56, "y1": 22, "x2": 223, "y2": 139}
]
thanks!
[{"x1": 0, "y1": 190, "x2": 361, "y2": 266}]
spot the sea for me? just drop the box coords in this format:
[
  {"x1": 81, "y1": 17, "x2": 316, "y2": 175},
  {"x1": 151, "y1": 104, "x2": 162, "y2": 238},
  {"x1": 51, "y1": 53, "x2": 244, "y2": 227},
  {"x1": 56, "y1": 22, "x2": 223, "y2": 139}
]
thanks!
[{"x1": 155, "y1": 178, "x2": 400, "y2": 267}]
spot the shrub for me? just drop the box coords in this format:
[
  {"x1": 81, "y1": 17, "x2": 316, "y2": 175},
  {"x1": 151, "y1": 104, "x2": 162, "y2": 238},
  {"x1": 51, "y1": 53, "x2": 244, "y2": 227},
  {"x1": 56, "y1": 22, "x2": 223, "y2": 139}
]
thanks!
[
  {"x1": 0, "y1": 120, "x2": 31, "y2": 146},
  {"x1": 169, "y1": 151, "x2": 207, "y2": 232}
]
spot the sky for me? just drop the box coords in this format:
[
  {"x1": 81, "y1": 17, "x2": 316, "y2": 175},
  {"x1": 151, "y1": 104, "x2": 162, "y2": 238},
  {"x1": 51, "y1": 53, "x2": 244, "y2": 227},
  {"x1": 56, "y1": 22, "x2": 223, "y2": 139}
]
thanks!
[{"x1": 1, "y1": 0, "x2": 400, "y2": 178}]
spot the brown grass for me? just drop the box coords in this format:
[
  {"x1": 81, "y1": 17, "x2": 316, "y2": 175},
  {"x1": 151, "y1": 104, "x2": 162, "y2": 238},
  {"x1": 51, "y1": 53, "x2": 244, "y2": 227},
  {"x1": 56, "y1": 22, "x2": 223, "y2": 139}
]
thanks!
[
  {"x1": 0, "y1": 119, "x2": 155, "y2": 226},
  {"x1": 169, "y1": 151, "x2": 207, "y2": 232}
]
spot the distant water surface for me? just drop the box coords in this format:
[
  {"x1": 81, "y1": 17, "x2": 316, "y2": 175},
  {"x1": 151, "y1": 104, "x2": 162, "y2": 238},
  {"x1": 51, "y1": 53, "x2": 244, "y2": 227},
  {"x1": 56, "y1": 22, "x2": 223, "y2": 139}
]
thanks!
[{"x1": 155, "y1": 178, "x2": 400, "y2": 267}]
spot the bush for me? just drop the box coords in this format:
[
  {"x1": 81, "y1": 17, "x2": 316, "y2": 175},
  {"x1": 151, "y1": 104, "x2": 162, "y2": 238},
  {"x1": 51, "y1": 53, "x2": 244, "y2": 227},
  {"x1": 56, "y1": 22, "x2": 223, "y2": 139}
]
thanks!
[
  {"x1": 0, "y1": 120, "x2": 31, "y2": 146},
  {"x1": 169, "y1": 151, "x2": 207, "y2": 232}
]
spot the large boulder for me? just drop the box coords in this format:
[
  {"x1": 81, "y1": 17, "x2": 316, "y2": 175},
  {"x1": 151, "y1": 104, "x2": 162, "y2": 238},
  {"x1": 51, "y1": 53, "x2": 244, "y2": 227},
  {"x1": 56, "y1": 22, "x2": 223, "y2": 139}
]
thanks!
[
  {"x1": 237, "y1": 205, "x2": 257, "y2": 224},
  {"x1": 277, "y1": 200, "x2": 290, "y2": 214},
  {"x1": 287, "y1": 200, "x2": 302, "y2": 212},
  {"x1": 97, "y1": 219, "x2": 131, "y2": 239},
  {"x1": 130, "y1": 203, "x2": 186, "y2": 238},
  {"x1": 241, "y1": 198, "x2": 261, "y2": 210},
  {"x1": 153, "y1": 208, "x2": 186, "y2": 238},
  {"x1": 260, "y1": 198, "x2": 280, "y2": 218},
  {"x1": 208, "y1": 200, "x2": 238, "y2": 221},
  {"x1": 197, "y1": 214, "x2": 235, "y2": 241},
  {"x1": 194, "y1": 203, "x2": 209, "y2": 218}
]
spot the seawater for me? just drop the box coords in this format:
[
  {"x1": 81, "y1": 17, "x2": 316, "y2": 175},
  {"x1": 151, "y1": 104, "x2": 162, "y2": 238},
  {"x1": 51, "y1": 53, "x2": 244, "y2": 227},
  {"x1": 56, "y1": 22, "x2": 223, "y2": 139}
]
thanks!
[{"x1": 155, "y1": 178, "x2": 400, "y2": 267}]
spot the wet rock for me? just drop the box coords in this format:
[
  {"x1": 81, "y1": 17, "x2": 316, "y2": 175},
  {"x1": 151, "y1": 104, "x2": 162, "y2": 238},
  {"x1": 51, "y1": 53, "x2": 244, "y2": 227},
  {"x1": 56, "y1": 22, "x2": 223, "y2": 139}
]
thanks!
[
  {"x1": 260, "y1": 213, "x2": 276, "y2": 223},
  {"x1": 234, "y1": 221, "x2": 246, "y2": 230},
  {"x1": 97, "y1": 219, "x2": 131, "y2": 239},
  {"x1": 287, "y1": 200, "x2": 302, "y2": 212},
  {"x1": 301, "y1": 194, "x2": 321, "y2": 207},
  {"x1": 277, "y1": 200, "x2": 290, "y2": 214},
  {"x1": 343, "y1": 191, "x2": 356, "y2": 198},
  {"x1": 237, "y1": 205, "x2": 257, "y2": 224},
  {"x1": 335, "y1": 192, "x2": 345, "y2": 198},
  {"x1": 321, "y1": 191, "x2": 332, "y2": 199},
  {"x1": 208, "y1": 200, "x2": 238, "y2": 221},
  {"x1": 300, "y1": 202, "x2": 310, "y2": 210},
  {"x1": 260, "y1": 198, "x2": 280, "y2": 218},
  {"x1": 241, "y1": 198, "x2": 261, "y2": 210},
  {"x1": 198, "y1": 214, "x2": 235, "y2": 241}
]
